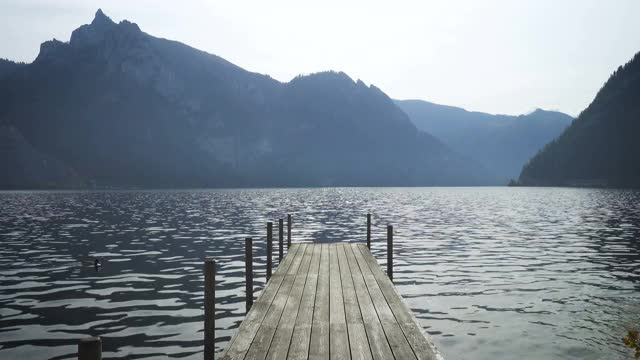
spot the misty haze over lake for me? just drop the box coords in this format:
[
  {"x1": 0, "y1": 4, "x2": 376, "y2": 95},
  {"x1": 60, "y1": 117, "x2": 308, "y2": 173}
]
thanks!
[{"x1": 2, "y1": 2, "x2": 640, "y2": 359}]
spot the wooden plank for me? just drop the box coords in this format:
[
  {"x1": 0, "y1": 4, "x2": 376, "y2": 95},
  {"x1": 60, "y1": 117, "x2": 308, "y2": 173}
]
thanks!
[
  {"x1": 266, "y1": 244, "x2": 315, "y2": 359},
  {"x1": 350, "y1": 244, "x2": 417, "y2": 360},
  {"x1": 287, "y1": 214, "x2": 292, "y2": 247},
  {"x1": 345, "y1": 244, "x2": 394, "y2": 360},
  {"x1": 246, "y1": 238, "x2": 254, "y2": 312},
  {"x1": 366, "y1": 214, "x2": 371, "y2": 249},
  {"x1": 78, "y1": 337, "x2": 101, "y2": 360},
  {"x1": 337, "y1": 244, "x2": 372, "y2": 360},
  {"x1": 220, "y1": 243, "x2": 304, "y2": 360},
  {"x1": 329, "y1": 244, "x2": 350, "y2": 359},
  {"x1": 244, "y1": 243, "x2": 309, "y2": 360},
  {"x1": 357, "y1": 245, "x2": 440, "y2": 360},
  {"x1": 386, "y1": 226, "x2": 393, "y2": 282},
  {"x1": 221, "y1": 242, "x2": 440, "y2": 360},
  {"x1": 204, "y1": 258, "x2": 216, "y2": 360},
  {"x1": 279, "y1": 219, "x2": 284, "y2": 261},
  {"x1": 288, "y1": 244, "x2": 322, "y2": 359},
  {"x1": 309, "y1": 244, "x2": 330, "y2": 360},
  {"x1": 267, "y1": 222, "x2": 273, "y2": 281}
]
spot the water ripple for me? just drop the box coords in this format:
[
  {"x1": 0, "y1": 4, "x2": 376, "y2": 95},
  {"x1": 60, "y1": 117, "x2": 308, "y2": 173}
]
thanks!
[{"x1": 0, "y1": 188, "x2": 639, "y2": 359}]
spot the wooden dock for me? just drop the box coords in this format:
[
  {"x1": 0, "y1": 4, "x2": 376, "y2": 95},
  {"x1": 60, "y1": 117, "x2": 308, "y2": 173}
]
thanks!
[
  {"x1": 220, "y1": 243, "x2": 442, "y2": 360},
  {"x1": 75, "y1": 216, "x2": 443, "y2": 360}
]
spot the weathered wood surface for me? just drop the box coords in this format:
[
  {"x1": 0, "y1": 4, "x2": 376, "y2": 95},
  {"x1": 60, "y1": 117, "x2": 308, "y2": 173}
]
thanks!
[{"x1": 220, "y1": 243, "x2": 441, "y2": 360}]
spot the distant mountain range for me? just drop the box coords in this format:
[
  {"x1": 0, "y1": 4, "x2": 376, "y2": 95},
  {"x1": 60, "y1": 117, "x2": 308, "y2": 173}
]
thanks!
[
  {"x1": 519, "y1": 51, "x2": 640, "y2": 187},
  {"x1": 396, "y1": 100, "x2": 572, "y2": 183},
  {"x1": 0, "y1": 9, "x2": 490, "y2": 189}
]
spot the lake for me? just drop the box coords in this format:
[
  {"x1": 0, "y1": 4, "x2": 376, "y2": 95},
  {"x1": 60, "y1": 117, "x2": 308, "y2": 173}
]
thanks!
[{"x1": 1, "y1": 187, "x2": 639, "y2": 359}]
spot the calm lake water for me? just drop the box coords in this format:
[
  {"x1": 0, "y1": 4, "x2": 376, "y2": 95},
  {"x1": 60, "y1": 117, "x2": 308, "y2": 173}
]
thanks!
[{"x1": 1, "y1": 187, "x2": 639, "y2": 359}]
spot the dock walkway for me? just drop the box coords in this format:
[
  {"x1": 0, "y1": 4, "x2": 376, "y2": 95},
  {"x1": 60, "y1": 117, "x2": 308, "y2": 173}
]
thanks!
[{"x1": 220, "y1": 243, "x2": 442, "y2": 360}]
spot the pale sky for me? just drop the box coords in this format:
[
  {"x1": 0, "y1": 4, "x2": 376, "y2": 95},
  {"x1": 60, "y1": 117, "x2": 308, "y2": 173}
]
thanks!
[{"x1": 1, "y1": 0, "x2": 639, "y2": 117}]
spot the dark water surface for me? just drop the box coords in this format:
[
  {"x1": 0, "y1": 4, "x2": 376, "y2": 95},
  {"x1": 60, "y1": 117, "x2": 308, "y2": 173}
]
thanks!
[{"x1": 1, "y1": 188, "x2": 639, "y2": 359}]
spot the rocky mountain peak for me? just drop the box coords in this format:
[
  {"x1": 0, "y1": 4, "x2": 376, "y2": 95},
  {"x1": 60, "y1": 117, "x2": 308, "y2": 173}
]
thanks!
[
  {"x1": 34, "y1": 38, "x2": 69, "y2": 63},
  {"x1": 34, "y1": 9, "x2": 145, "y2": 64},
  {"x1": 69, "y1": 9, "x2": 140, "y2": 49},
  {"x1": 91, "y1": 9, "x2": 115, "y2": 27}
]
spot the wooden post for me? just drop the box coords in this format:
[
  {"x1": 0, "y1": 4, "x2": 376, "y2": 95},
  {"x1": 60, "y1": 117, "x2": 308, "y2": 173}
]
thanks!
[
  {"x1": 278, "y1": 219, "x2": 284, "y2": 261},
  {"x1": 78, "y1": 336, "x2": 102, "y2": 360},
  {"x1": 245, "y1": 238, "x2": 253, "y2": 313},
  {"x1": 366, "y1": 213, "x2": 371, "y2": 249},
  {"x1": 267, "y1": 222, "x2": 273, "y2": 282},
  {"x1": 204, "y1": 258, "x2": 216, "y2": 359},
  {"x1": 287, "y1": 214, "x2": 292, "y2": 248},
  {"x1": 387, "y1": 225, "x2": 393, "y2": 282}
]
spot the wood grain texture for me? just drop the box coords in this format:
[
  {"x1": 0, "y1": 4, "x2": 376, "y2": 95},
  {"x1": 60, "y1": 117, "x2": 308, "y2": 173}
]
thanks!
[
  {"x1": 309, "y1": 244, "x2": 330, "y2": 360},
  {"x1": 221, "y1": 243, "x2": 441, "y2": 360},
  {"x1": 266, "y1": 244, "x2": 314, "y2": 359},
  {"x1": 357, "y1": 244, "x2": 441, "y2": 360},
  {"x1": 337, "y1": 244, "x2": 372, "y2": 360},
  {"x1": 287, "y1": 244, "x2": 321, "y2": 359},
  {"x1": 245, "y1": 244, "x2": 308, "y2": 360},
  {"x1": 219, "y1": 244, "x2": 303, "y2": 360}
]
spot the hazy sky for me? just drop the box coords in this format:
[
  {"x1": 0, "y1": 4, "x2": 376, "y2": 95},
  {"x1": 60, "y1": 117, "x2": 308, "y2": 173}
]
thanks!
[{"x1": 1, "y1": 0, "x2": 639, "y2": 116}]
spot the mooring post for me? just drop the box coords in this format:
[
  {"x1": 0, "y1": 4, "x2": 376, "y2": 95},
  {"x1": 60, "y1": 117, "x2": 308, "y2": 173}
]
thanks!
[
  {"x1": 287, "y1": 214, "x2": 292, "y2": 248},
  {"x1": 267, "y1": 222, "x2": 273, "y2": 281},
  {"x1": 78, "y1": 336, "x2": 102, "y2": 360},
  {"x1": 204, "y1": 258, "x2": 216, "y2": 359},
  {"x1": 366, "y1": 213, "x2": 371, "y2": 249},
  {"x1": 245, "y1": 238, "x2": 253, "y2": 312},
  {"x1": 278, "y1": 219, "x2": 284, "y2": 261},
  {"x1": 387, "y1": 225, "x2": 393, "y2": 282}
]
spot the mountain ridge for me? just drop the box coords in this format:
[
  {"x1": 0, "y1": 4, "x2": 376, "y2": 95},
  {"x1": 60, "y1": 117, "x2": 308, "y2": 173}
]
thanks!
[
  {"x1": 396, "y1": 99, "x2": 573, "y2": 183},
  {"x1": 0, "y1": 9, "x2": 490, "y2": 189},
  {"x1": 519, "y1": 50, "x2": 640, "y2": 187}
]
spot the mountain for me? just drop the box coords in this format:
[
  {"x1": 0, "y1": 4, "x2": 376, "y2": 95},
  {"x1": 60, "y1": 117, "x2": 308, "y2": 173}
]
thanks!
[
  {"x1": 0, "y1": 59, "x2": 25, "y2": 79},
  {"x1": 0, "y1": 9, "x2": 489, "y2": 189},
  {"x1": 0, "y1": 124, "x2": 84, "y2": 189},
  {"x1": 396, "y1": 100, "x2": 573, "y2": 183},
  {"x1": 0, "y1": 59, "x2": 68, "y2": 188},
  {"x1": 519, "y1": 51, "x2": 640, "y2": 188}
]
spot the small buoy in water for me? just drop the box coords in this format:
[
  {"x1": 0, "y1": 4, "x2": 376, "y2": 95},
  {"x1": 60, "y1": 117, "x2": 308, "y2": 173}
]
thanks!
[{"x1": 94, "y1": 258, "x2": 101, "y2": 270}]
